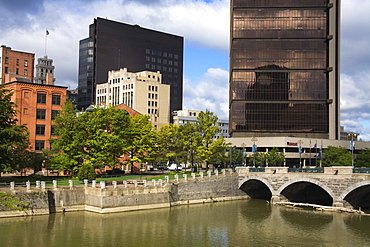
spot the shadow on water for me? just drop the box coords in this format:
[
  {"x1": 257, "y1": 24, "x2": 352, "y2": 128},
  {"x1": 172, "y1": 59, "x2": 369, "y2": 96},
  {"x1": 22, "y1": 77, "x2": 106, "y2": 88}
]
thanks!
[
  {"x1": 239, "y1": 199, "x2": 272, "y2": 223},
  {"x1": 279, "y1": 206, "x2": 333, "y2": 230}
]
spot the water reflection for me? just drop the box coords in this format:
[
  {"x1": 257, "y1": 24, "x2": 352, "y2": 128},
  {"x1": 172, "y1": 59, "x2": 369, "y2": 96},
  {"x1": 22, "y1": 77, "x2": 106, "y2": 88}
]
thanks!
[
  {"x1": 280, "y1": 207, "x2": 333, "y2": 230},
  {"x1": 0, "y1": 200, "x2": 370, "y2": 247}
]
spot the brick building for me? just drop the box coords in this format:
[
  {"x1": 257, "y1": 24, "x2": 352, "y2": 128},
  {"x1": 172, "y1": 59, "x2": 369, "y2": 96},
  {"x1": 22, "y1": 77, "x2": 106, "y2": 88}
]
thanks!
[
  {"x1": 0, "y1": 46, "x2": 35, "y2": 84},
  {"x1": 5, "y1": 80, "x2": 67, "y2": 152}
]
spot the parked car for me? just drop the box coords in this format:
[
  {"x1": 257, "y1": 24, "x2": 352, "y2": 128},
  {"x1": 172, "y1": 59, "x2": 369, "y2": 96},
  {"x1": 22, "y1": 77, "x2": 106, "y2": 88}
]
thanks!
[{"x1": 168, "y1": 163, "x2": 182, "y2": 171}]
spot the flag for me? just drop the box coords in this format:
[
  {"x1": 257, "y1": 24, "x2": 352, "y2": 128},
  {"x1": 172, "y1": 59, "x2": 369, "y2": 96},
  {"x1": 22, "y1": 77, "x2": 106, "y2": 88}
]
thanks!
[
  {"x1": 46, "y1": 30, "x2": 49, "y2": 35},
  {"x1": 314, "y1": 152, "x2": 322, "y2": 158},
  {"x1": 313, "y1": 143, "x2": 317, "y2": 149}
]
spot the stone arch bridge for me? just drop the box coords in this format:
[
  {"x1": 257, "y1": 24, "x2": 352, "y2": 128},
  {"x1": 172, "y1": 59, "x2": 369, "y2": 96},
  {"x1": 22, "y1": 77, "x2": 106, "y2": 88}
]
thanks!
[{"x1": 237, "y1": 166, "x2": 370, "y2": 209}]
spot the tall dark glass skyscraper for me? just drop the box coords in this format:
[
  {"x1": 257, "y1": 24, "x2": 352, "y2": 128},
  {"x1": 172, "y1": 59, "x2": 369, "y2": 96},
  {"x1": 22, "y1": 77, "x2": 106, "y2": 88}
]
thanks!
[
  {"x1": 230, "y1": 0, "x2": 340, "y2": 139},
  {"x1": 78, "y1": 18, "x2": 184, "y2": 113}
]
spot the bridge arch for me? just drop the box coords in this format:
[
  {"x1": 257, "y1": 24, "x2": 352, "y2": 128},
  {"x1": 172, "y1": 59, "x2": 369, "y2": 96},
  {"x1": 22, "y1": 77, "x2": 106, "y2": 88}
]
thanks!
[
  {"x1": 239, "y1": 176, "x2": 275, "y2": 200},
  {"x1": 276, "y1": 178, "x2": 335, "y2": 206},
  {"x1": 340, "y1": 181, "x2": 370, "y2": 210}
]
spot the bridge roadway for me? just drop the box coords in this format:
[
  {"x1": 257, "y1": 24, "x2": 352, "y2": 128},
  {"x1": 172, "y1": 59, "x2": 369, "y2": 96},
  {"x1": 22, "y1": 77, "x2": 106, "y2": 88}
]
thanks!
[{"x1": 237, "y1": 166, "x2": 370, "y2": 209}]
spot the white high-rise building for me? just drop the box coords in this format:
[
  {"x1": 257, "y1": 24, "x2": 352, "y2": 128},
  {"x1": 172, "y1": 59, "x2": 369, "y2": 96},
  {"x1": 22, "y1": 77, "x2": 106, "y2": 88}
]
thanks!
[{"x1": 96, "y1": 68, "x2": 170, "y2": 130}]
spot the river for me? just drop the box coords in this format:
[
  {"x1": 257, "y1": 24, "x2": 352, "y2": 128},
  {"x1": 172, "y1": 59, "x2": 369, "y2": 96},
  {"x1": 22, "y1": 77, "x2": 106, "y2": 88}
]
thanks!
[{"x1": 1, "y1": 199, "x2": 370, "y2": 247}]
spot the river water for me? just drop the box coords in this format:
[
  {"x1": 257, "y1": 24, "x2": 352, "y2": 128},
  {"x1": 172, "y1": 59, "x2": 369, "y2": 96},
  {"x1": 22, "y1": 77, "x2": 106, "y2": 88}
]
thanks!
[{"x1": 1, "y1": 199, "x2": 370, "y2": 247}]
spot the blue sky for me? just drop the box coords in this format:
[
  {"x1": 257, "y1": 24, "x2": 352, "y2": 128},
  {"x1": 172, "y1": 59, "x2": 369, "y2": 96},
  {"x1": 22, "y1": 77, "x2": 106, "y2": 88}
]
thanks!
[{"x1": 1, "y1": 0, "x2": 370, "y2": 140}]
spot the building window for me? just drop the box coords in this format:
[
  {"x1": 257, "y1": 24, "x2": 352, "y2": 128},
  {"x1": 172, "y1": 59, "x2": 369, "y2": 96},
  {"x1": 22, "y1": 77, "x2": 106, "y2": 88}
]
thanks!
[
  {"x1": 16, "y1": 59, "x2": 19, "y2": 66},
  {"x1": 24, "y1": 60, "x2": 28, "y2": 67},
  {"x1": 5, "y1": 57, "x2": 8, "y2": 64},
  {"x1": 51, "y1": 110, "x2": 59, "y2": 120},
  {"x1": 23, "y1": 108, "x2": 28, "y2": 115},
  {"x1": 4, "y1": 67, "x2": 8, "y2": 73},
  {"x1": 16, "y1": 68, "x2": 19, "y2": 74},
  {"x1": 174, "y1": 54, "x2": 178, "y2": 59},
  {"x1": 24, "y1": 69, "x2": 28, "y2": 76},
  {"x1": 24, "y1": 92, "x2": 29, "y2": 98},
  {"x1": 36, "y1": 109, "x2": 46, "y2": 120},
  {"x1": 146, "y1": 49, "x2": 150, "y2": 54},
  {"x1": 35, "y1": 140, "x2": 45, "y2": 151},
  {"x1": 52, "y1": 94, "x2": 61, "y2": 105},
  {"x1": 51, "y1": 125, "x2": 57, "y2": 136},
  {"x1": 36, "y1": 125, "x2": 46, "y2": 135},
  {"x1": 37, "y1": 93, "x2": 46, "y2": 104}
]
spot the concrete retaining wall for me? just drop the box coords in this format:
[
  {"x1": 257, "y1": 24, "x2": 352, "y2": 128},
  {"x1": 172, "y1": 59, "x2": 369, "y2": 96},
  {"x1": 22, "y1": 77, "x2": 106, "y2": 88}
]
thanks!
[{"x1": 0, "y1": 174, "x2": 247, "y2": 217}]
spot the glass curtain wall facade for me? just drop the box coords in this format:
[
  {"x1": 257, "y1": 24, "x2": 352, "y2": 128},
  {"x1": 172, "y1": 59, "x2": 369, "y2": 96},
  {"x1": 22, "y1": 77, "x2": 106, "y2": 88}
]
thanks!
[
  {"x1": 78, "y1": 38, "x2": 94, "y2": 109},
  {"x1": 230, "y1": 0, "x2": 340, "y2": 139}
]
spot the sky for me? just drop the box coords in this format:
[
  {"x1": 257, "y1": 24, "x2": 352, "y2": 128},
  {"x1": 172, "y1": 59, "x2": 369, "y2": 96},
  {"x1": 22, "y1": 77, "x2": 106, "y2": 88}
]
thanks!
[{"x1": 1, "y1": 0, "x2": 370, "y2": 140}]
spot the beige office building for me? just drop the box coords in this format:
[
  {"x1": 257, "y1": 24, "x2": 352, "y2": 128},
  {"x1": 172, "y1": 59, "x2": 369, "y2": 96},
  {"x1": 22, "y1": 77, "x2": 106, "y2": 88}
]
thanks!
[{"x1": 96, "y1": 68, "x2": 170, "y2": 130}]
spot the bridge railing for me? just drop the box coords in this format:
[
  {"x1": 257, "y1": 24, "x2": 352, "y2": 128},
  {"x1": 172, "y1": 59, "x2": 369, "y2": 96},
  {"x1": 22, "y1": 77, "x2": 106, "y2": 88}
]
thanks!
[
  {"x1": 288, "y1": 168, "x2": 324, "y2": 173},
  {"x1": 353, "y1": 168, "x2": 370, "y2": 174},
  {"x1": 248, "y1": 167, "x2": 265, "y2": 172}
]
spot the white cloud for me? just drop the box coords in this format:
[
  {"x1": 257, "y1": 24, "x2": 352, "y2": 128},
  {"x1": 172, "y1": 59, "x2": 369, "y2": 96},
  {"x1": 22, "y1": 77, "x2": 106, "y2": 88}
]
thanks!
[{"x1": 184, "y1": 68, "x2": 229, "y2": 119}]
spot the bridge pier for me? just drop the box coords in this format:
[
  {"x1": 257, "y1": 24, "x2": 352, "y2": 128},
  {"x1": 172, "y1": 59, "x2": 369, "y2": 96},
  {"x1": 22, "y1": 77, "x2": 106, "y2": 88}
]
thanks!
[{"x1": 271, "y1": 194, "x2": 288, "y2": 204}]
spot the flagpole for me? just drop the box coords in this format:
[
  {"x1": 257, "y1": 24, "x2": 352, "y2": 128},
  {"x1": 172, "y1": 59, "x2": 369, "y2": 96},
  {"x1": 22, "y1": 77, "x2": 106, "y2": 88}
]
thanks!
[
  {"x1": 315, "y1": 139, "x2": 318, "y2": 167},
  {"x1": 309, "y1": 139, "x2": 312, "y2": 167},
  {"x1": 45, "y1": 30, "x2": 49, "y2": 56}
]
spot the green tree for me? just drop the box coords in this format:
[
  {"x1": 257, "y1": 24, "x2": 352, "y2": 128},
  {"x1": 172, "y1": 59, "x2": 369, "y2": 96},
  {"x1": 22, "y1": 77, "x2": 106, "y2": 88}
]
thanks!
[
  {"x1": 52, "y1": 102, "x2": 131, "y2": 174},
  {"x1": 178, "y1": 122, "x2": 202, "y2": 171},
  {"x1": 0, "y1": 85, "x2": 30, "y2": 175},
  {"x1": 249, "y1": 152, "x2": 267, "y2": 167},
  {"x1": 322, "y1": 146, "x2": 352, "y2": 166},
  {"x1": 355, "y1": 148, "x2": 370, "y2": 167},
  {"x1": 195, "y1": 110, "x2": 225, "y2": 169},
  {"x1": 265, "y1": 147, "x2": 285, "y2": 166},
  {"x1": 156, "y1": 124, "x2": 181, "y2": 165},
  {"x1": 123, "y1": 114, "x2": 156, "y2": 174}
]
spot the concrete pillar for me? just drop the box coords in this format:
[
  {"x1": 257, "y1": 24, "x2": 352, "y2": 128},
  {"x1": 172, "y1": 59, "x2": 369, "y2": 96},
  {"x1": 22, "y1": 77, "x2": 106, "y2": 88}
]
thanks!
[
  {"x1": 100, "y1": 181, "x2": 106, "y2": 189},
  {"x1": 174, "y1": 174, "x2": 179, "y2": 182},
  {"x1": 53, "y1": 180, "x2": 57, "y2": 188},
  {"x1": 26, "y1": 181, "x2": 31, "y2": 191},
  {"x1": 207, "y1": 171, "x2": 212, "y2": 177},
  {"x1": 200, "y1": 172, "x2": 204, "y2": 178},
  {"x1": 191, "y1": 173, "x2": 196, "y2": 180},
  {"x1": 36, "y1": 180, "x2": 41, "y2": 188},
  {"x1": 92, "y1": 180, "x2": 96, "y2": 188},
  {"x1": 41, "y1": 181, "x2": 46, "y2": 190},
  {"x1": 134, "y1": 180, "x2": 138, "y2": 187},
  {"x1": 143, "y1": 180, "x2": 147, "y2": 187},
  {"x1": 183, "y1": 174, "x2": 187, "y2": 181},
  {"x1": 10, "y1": 182, "x2": 14, "y2": 191},
  {"x1": 222, "y1": 169, "x2": 226, "y2": 176},
  {"x1": 158, "y1": 179, "x2": 163, "y2": 186},
  {"x1": 68, "y1": 180, "x2": 73, "y2": 188},
  {"x1": 229, "y1": 169, "x2": 233, "y2": 175},
  {"x1": 165, "y1": 176, "x2": 169, "y2": 183},
  {"x1": 123, "y1": 181, "x2": 128, "y2": 188},
  {"x1": 83, "y1": 179, "x2": 88, "y2": 187},
  {"x1": 152, "y1": 179, "x2": 156, "y2": 187},
  {"x1": 112, "y1": 181, "x2": 117, "y2": 188},
  {"x1": 215, "y1": 170, "x2": 219, "y2": 176}
]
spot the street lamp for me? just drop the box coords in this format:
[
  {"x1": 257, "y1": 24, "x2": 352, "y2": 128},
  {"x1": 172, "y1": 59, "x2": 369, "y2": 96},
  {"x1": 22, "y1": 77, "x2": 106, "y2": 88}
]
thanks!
[
  {"x1": 298, "y1": 140, "x2": 304, "y2": 168},
  {"x1": 349, "y1": 133, "x2": 357, "y2": 168},
  {"x1": 241, "y1": 143, "x2": 246, "y2": 166},
  {"x1": 251, "y1": 137, "x2": 258, "y2": 167}
]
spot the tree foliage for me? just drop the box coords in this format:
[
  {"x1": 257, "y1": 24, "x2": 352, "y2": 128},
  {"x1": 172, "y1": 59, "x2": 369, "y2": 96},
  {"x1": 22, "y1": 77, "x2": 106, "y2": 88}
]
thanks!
[
  {"x1": 322, "y1": 146, "x2": 352, "y2": 167},
  {"x1": 355, "y1": 148, "x2": 370, "y2": 167},
  {"x1": 123, "y1": 114, "x2": 156, "y2": 173},
  {"x1": 0, "y1": 85, "x2": 30, "y2": 174},
  {"x1": 51, "y1": 102, "x2": 131, "y2": 174}
]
